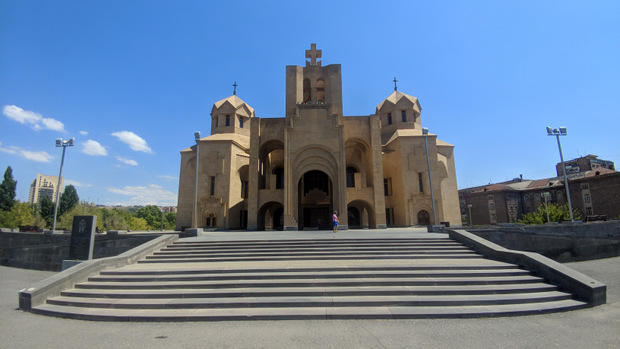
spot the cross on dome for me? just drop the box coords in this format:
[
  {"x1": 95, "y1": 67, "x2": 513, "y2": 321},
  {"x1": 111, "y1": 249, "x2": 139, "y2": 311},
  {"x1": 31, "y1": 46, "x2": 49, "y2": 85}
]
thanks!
[
  {"x1": 233, "y1": 81, "x2": 238, "y2": 95},
  {"x1": 393, "y1": 77, "x2": 398, "y2": 91},
  {"x1": 305, "y1": 43, "x2": 322, "y2": 67}
]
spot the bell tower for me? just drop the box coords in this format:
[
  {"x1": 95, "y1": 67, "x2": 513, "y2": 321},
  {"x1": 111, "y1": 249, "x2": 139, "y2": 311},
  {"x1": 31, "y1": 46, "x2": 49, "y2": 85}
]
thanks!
[{"x1": 285, "y1": 43, "x2": 343, "y2": 119}]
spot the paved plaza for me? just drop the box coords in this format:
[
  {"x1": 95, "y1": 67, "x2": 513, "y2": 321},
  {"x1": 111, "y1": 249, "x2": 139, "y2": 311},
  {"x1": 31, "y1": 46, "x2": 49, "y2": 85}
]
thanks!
[{"x1": 1, "y1": 228, "x2": 619, "y2": 348}]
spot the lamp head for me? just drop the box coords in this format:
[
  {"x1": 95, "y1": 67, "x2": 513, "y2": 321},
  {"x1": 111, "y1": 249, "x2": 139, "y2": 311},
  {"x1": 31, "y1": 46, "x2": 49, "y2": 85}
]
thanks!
[
  {"x1": 546, "y1": 127, "x2": 553, "y2": 135},
  {"x1": 422, "y1": 127, "x2": 429, "y2": 135},
  {"x1": 559, "y1": 127, "x2": 567, "y2": 135},
  {"x1": 194, "y1": 131, "x2": 201, "y2": 142},
  {"x1": 55, "y1": 138, "x2": 62, "y2": 147}
]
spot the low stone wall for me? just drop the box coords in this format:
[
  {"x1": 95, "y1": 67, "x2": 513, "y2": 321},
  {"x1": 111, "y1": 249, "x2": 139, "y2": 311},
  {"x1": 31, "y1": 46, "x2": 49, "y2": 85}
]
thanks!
[
  {"x1": 465, "y1": 221, "x2": 620, "y2": 262},
  {"x1": 0, "y1": 232, "x2": 160, "y2": 271}
]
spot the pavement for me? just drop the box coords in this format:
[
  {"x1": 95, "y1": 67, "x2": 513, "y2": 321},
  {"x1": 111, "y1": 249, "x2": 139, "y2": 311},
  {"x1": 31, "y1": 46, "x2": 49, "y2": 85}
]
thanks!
[{"x1": 1, "y1": 228, "x2": 619, "y2": 348}]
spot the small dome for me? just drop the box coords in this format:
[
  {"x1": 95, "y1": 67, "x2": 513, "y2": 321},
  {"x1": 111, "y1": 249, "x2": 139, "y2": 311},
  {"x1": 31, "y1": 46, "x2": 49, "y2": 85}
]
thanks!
[
  {"x1": 211, "y1": 95, "x2": 255, "y2": 118},
  {"x1": 376, "y1": 91, "x2": 421, "y2": 114}
]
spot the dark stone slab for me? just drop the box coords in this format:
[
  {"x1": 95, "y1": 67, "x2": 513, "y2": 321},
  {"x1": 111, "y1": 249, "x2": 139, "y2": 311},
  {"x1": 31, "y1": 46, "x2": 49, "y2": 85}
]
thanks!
[{"x1": 69, "y1": 216, "x2": 97, "y2": 260}]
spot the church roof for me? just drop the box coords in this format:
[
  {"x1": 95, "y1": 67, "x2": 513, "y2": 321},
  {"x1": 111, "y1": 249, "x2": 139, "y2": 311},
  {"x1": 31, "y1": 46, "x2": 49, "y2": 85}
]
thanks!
[
  {"x1": 376, "y1": 91, "x2": 421, "y2": 113},
  {"x1": 211, "y1": 95, "x2": 255, "y2": 117},
  {"x1": 384, "y1": 129, "x2": 454, "y2": 147},
  {"x1": 180, "y1": 133, "x2": 251, "y2": 153}
]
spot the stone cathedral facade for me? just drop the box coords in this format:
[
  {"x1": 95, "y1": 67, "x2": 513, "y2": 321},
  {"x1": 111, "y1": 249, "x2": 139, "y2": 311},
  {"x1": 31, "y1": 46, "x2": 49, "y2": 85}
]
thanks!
[{"x1": 176, "y1": 44, "x2": 460, "y2": 231}]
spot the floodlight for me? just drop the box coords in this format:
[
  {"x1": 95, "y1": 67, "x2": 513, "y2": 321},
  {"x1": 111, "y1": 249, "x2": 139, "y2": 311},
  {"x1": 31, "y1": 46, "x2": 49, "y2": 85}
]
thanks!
[
  {"x1": 55, "y1": 138, "x2": 62, "y2": 147},
  {"x1": 422, "y1": 127, "x2": 429, "y2": 135},
  {"x1": 546, "y1": 127, "x2": 553, "y2": 135},
  {"x1": 194, "y1": 131, "x2": 201, "y2": 142},
  {"x1": 559, "y1": 127, "x2": 567, "y2": 135}
]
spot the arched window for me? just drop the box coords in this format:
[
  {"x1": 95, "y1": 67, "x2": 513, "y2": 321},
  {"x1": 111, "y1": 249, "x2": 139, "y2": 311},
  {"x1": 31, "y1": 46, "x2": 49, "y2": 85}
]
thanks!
[
  {"x1": 316, "y1": 79, "x2": 325, "y2": 103},
  {"x1": 417, "y1": 210, "x2": 430, "y2": 225},
  {"x1": 205, "y1": 213, "x2": 216, "y2": 227},
  {"x1": 303, "y1": 79, "x2": 311, "y2": 103}
]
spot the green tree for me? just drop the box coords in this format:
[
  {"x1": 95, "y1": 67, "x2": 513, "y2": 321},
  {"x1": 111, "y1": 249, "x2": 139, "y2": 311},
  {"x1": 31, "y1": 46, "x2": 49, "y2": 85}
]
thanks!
[
  {"x1": 0, "y1": 166, "x2": 17, "y2": 211},
  {"x1": 58, "y1": 203, "x2": 105, "y2": 231},
  {"x1": 519, "y1": 203, "x2": 582, "y2": 225},
  {"x1": 38, "y1": 195, "x2": 55, "y2": 227},
  {"x1": 135, "y1": 205, "x2": 163, "y2": 229},
  {"x1": 58, "y1": 185, "x2": 79, "y2": 217},
  {"x1": 164, "y1": 212, "x2": 176, "y2": 230},
  {"x1": 127, "y1": 216, "x2": 149, "y2": 231}
]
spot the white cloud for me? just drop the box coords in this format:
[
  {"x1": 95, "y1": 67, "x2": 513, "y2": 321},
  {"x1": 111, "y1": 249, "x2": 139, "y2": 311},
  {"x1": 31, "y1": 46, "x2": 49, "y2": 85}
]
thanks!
[
  {"x1": 107, "y1": 184, "x2": 176, "y2": 205},
  {"x1": 79, "y1": 131, "x2": 89, "y2": 135},
  {"x1": 117, "y1": 156, "x2": 138, "y2": 166},
  {"x1": 82, "y1": 140, "x2": 107, "y2": 156},
  {"x1": 65, "y1": 179, "x2": 93, "y2": 188},
  {"x1": 111, "y1": 131, "x2": 153, "y2": 153},
  {"x1": 158, "y1": 175, "x2": 178, "y2": 180},
  {"x1": 0, "y1": 142, "x2": 54, "y2": 162},
  {"x1": 3, "y1": 105, "x2": 65, "y2": 132}
]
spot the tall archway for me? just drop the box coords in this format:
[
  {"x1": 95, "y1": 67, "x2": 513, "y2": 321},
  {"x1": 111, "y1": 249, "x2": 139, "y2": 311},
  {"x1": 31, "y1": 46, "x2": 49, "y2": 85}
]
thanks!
[
  {"x1": 417, "y1": 210, "x2": 431, "y2": 225},
  {"x1": 347, "y1": 200, "x2": 375, "y2": 229},
  {"x1": 298, "y1": 170, "x2": 332, "y2": 230}
]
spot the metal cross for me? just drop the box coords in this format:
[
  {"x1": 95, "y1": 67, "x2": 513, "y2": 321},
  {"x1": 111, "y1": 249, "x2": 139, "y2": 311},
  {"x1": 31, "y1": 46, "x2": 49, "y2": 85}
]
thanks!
[
  {"x1": 233, "y1": 81, "x2": 238, "y2": 95},
  {"x1": 305, "y1": 43, "x2": 322, "y2": 66},
  {"x1": 393, "y1": 77, "x2": 398, "y2": 91}
]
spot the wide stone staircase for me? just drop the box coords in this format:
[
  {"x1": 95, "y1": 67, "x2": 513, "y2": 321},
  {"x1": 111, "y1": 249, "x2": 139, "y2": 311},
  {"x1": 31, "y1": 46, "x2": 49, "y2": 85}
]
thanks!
[{"x1": 30, "y1": 237, "x2": 589, "y2": 321}]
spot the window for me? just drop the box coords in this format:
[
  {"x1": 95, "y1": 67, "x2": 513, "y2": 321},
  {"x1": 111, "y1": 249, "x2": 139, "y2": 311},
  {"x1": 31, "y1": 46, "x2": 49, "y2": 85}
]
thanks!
[
  {"x1": 386, "y1": 208, "x2": 394, "y2": 226},
  {"x1": 210, "y1": 176, "x2": 215, "y2": 196},
  {"x1": 274, "y1": 168, "x2": 284, "y2": 189},
  {"x1": 215, "y1": 116, "x2": 218, "y2": 128},
  {"x1": 346, "y1": 167, "x2": 357, "y2": 188},
  {"x1": 401, "y1": 110, "x2": 406, "y2": 122},
  {"x1": 225, "y1": 115, "x2": 230, "y2": 126},
  {"x1": 239, "y1": 116, "x2": 243, "y2": 128},
  {"x1": 586, "y1": 207, "x2": 593, "y2": 215},
  {"x1": 384, "y1": 178, "x2": 392, "y2": 196},
  {"x1": 418, "y1": 173, "x2": 424, "y2": 193},
  {"x1": 584, "y1": 194, "x2": 591, "y2": 203},
  {"x1": 241, "y1": 180, "x2": 248, "y2": 198},
  {"x1": 387, "y1": 113, "x2": 392, "y2": 125},
  {"x1": 581, "y1": 183, "x2": 590, "y2": 190}
]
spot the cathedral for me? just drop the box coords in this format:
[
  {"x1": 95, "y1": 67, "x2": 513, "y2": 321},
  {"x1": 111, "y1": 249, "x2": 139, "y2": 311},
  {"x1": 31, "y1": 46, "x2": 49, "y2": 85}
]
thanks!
[{"x1": 176, "y1": 44, "x2": 461, "y2": 231}]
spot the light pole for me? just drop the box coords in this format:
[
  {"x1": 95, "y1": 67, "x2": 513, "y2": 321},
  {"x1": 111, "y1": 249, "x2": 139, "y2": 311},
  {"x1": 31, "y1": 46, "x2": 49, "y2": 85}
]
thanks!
[
  {"x1": 52, "y1": 137, "x2": 74, "y2": 232},
  {"x1": 546, "y1": 127, "x2": 574, "y2": 222},
  {"x1": 160, "y1": 207, "x2": 164, "y2": 231},
  {"x1": 193, "y1": 131, "x2": 201, "y2": 228},
  {"x1": 422, "y1": 128, "x2": 437, "y2": 225},
  {"x1": 542, "y1": 192, "x2": 551, "y2": 223},
  {"x1": 467, "y1": 204, "x2": 473, "y2": 226}
]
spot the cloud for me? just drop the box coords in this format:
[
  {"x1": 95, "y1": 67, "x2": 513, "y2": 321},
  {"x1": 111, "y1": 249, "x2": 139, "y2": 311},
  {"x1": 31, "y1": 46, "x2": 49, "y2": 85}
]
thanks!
[
  {"x1": 107, "y1": 184, "x2": 176, "y2": 205},
  {"x1": 3, "y1": 105, "x2": 65, "y2": 131},
  {"x1": 111, "y1": 131, "x2": 153, "y2": 153},
  {"x1": 158, "y1": 175, "x2": 178, "y2": 180},
  {"x1": 0, "y1": 141, "x2": 54, "y2": 162},
  {"x1": 65, "y1": 179, "x2": 92, "y2": 188},
  {"x1": 82, "y1": 140, "x2": 107, "y2": 156},
  {"x1": 117, "y1": 156, "x2": 138, "y2": 166},
  {"x1": 79, "y1": 131, "x2": 89, "y2": 135}
]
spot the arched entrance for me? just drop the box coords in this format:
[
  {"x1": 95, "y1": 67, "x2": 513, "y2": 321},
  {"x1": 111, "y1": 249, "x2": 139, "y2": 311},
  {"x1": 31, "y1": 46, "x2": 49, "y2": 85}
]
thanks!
[
  {"x1": 347, "y1": 207, "x2": 360, "y2": 228},
  {"x1": 298, "y1": 170, "x2": 332, "y2": 230},
  {"x1": 258, "y1": 202, "x2": 284, "y2": 231},
  {"x1": 417, "y1": 210, "x2": 431, "y2": 225}
]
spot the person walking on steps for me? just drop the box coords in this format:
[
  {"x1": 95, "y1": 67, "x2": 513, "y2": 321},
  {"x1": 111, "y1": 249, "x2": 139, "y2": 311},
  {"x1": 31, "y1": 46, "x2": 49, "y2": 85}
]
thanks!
[{"x1": 332, "y1": 211, "x2": 339, "y2": 233}]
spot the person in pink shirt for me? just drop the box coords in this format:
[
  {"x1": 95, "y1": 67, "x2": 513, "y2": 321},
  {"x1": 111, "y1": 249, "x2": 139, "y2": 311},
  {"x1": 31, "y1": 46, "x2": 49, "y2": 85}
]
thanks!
[{"x1": 332, "y1": 211, "x2": 339, "y2": 233}]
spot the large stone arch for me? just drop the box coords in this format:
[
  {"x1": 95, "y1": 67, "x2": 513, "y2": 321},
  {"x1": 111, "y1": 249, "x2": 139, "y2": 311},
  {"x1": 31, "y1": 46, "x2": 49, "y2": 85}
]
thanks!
[
  {"x1": 347, "y1": 199, "x2": 376, "y2": 229},
  {"x1": 259, "y1": 140, "x2": 284, "y2": 190},
  {"x1": 345, "y1": 137, "x2": 373, "y2": 187},
  {"x1": 258, "y1": 201, "x2": 284, "y2": 231}
]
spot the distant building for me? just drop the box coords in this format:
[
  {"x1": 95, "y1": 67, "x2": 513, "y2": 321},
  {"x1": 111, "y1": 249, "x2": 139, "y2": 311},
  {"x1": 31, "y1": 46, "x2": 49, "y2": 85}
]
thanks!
[
  {"x1": 459, "y1": 168, "x2": 620, "y2": 225},
  {"x1": 28, "y1": 173, "x2": 63, "y2": 204},
  {"x1": 557, "y1": 154, "x2": 615, "y2": 177}
]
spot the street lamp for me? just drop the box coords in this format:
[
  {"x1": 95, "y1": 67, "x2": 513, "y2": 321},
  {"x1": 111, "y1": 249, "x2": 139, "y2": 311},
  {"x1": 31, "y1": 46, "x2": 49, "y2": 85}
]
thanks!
[
  {"x1": 52, "y1": 137, "x2": 75, "y2": 232},
  {"x1": 422, "y1": 127, "x2": 437, "y2": 226},
  {"x1": 193, "y1": 131, "x2": 201, "y2": 228},
  {"x1": 160, "y1": 207, "x2": 165, "y2": 231},
  {"x1": 546, "y1": 126, "x2": 574, "y2": 222},
  {"x1": 542, "y1": 192, "x2": 551, "y2": 223}
]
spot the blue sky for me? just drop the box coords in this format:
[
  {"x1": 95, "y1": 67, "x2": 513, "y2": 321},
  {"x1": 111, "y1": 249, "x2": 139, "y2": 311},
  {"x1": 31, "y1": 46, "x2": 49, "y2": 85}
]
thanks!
[{"x1": 1, "y1": 0, "x2": 619, "y2": 206}]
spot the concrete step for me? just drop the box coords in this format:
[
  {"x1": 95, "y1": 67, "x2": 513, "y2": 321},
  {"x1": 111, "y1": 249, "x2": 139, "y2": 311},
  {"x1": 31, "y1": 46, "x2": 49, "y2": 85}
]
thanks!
[
  {"x1": 60, "y1": 283, "x2": 560, "y2": 298},
  {"x1": 90, "y1": 268, "x2": 531, "y2": 282},
  {"x1": 32, "y1": 299, "x2": 589, "y2": 321},
  {"x1": 138, "y1": 253, "x2": 482, "y2": 263},
  {"x1": 46, "y1": 291, "x2": 574, "y2": 309}
]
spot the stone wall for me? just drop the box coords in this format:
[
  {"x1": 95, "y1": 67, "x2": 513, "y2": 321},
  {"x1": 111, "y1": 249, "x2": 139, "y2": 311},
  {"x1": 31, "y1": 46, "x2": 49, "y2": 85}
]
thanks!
[
  {"x1": 465, "y1": 221, "x2": 620, "y2": 262},
  {"x1": 0, "y1": 232, "x2": 159, "y2": 271}
]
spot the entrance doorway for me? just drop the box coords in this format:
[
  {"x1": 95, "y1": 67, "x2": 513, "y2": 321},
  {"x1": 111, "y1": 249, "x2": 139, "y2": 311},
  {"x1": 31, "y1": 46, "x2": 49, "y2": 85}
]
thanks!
[
  {"x1": 298, "y1": 170, "x2": 332, "y2": 230},
  {"x1": 418, "y1": 210, "x2": 431, "y2": 225}
]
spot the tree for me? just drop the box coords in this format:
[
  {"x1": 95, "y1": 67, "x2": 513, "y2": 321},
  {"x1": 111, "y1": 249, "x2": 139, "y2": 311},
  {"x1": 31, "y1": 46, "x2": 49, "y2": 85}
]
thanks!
[
  {"x1": 58, "y1": 185, "x2": 79, "y2": 217},
  {"x1": 128, "y1": 216, "x2": 149, "y2": 231},
  {"x1": 135, "y1": 205, "x2": 163, "y2": 229},
  {"x1": 38, "y1": 195, "x2": 55, "y2": 227},
  {"x1": 519, "y1": 203, "x2": 582, "y2": 225},
  {"x1": 0, "y1": 166, "x2": 17, "y2": 211}
]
